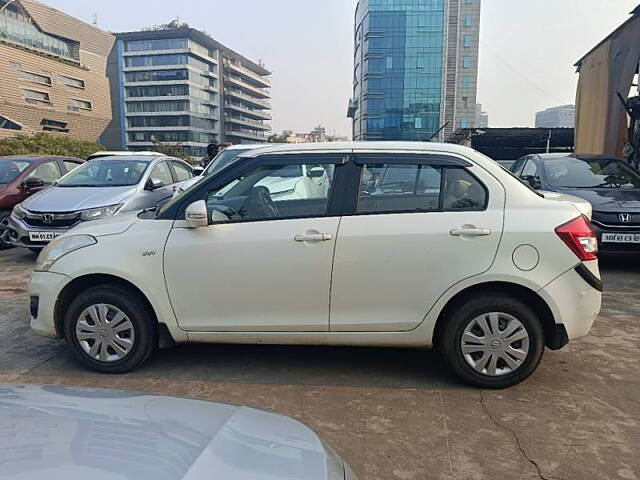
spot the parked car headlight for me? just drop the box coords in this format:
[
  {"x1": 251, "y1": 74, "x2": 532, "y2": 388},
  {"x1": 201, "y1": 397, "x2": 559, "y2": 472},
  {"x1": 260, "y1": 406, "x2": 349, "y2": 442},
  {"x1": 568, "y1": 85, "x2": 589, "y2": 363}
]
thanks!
[
  {"x1": 80, "y1": 204, "x2": 122, "y2": 221},
  {"x1": 35, "y1": 235, "x2": 97, "y2": 272},
  {"x1": 12, "y1": 204, "x2": 27, "y2": 219}
]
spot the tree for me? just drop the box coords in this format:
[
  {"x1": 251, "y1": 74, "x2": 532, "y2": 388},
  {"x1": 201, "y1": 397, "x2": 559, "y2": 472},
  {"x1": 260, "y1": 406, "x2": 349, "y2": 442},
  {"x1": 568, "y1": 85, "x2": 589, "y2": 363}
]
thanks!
[
  {"x1": 0, "y1": 134, "x2": 103, "y2": 159},
  {"x1": 267, "y1": 133, "x2": 289, "y2": 143}
]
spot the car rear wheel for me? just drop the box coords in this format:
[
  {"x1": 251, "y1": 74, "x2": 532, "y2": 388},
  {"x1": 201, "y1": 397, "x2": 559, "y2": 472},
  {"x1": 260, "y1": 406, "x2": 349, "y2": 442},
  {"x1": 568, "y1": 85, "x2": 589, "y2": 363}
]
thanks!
[
  {"x1": 0, "y1": 212, "x2": 14, "y2": 250},
  {"x1": 438, "y1": 295, "x2": 544, "y2": 388},
  {"x1": 63, "y1": 285, "x2": 157, "y2": 373}
]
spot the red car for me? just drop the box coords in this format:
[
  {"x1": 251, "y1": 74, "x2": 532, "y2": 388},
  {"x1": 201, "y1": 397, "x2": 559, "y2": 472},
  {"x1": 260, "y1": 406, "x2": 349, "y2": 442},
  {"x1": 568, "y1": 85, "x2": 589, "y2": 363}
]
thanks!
[{"x1": 0, "y1": 155, "x2": 84, "y2": 249}]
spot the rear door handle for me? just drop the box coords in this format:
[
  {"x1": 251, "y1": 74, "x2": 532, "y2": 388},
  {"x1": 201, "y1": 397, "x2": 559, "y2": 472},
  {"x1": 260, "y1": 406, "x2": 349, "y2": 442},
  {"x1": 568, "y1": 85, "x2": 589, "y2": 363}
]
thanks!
[
  {"x1": 294, "y1": 233, "x2": 333, "y2": 242},
  {"x1": 450, "y1": 227, "x2": 491, "y2": 237}
]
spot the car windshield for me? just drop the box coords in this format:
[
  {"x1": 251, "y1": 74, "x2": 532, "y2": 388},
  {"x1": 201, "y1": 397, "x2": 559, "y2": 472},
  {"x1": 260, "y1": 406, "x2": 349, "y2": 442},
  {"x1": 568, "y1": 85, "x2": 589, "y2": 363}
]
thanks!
[
  {"x1": 0, "y1": 159, "x2": 34, "y2": 184},
  {"x1": 545, "y1": 157, "x2": 640, "y2": 189},
  {"x1": 57, "y1": 158, "x2": 150, "y2": 187},
  {"x1": 203, "y1": 148, "x2": 254, "y2": 176}
]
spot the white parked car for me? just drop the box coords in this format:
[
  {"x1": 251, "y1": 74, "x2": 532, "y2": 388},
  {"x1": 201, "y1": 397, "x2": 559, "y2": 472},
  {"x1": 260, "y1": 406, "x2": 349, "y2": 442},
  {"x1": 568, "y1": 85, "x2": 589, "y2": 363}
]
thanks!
[{"x1": 28, "y1": 142, "x2": 602, "y2": 388}]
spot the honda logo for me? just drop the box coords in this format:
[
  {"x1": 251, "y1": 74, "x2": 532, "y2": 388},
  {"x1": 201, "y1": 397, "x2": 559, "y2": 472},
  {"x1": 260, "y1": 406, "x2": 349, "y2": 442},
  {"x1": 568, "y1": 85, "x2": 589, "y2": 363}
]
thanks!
[
  {"x1": 619, "y1": 213, "x2": 632, "y2": 223},
  {"x1": 42, "y1": 213, "x2": 54, "y2": 224}
]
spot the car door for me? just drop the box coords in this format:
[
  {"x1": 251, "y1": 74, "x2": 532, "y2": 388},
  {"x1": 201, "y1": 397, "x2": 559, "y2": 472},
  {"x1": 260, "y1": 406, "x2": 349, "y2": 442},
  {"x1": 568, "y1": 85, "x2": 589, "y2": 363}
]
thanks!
[
  {"x1": 163, "y1": 153, "x2": 345, "y2": 332},
  {"x1": 329, "y1": 152, "x2": 505, "y2": 332}
]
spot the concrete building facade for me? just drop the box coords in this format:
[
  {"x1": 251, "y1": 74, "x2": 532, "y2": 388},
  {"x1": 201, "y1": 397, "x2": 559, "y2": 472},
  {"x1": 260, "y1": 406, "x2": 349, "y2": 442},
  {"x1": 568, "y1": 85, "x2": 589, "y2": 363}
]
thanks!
[
  {"x1": 349, "y1": 0, "x2": 481, "y2": 141},
  {"x1": 105, "y1": 27, "x2": 271, "y2": 157},
  {"x1": 0, "y1": 0, "x2": 115, "y2": 142},
  {"x1": 535, "y1": 104, "x2": 575, "y2": 129}
]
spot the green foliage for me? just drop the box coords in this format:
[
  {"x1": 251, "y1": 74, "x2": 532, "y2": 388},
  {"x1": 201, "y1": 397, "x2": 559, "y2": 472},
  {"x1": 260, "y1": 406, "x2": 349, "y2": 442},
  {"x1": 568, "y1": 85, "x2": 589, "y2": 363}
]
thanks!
[
  {"x1": 267, "y1": 133, "x2": 289, "y2": 143},
  {"x1": 0, "y1": 134, "x2": 103, "y2": 159}
]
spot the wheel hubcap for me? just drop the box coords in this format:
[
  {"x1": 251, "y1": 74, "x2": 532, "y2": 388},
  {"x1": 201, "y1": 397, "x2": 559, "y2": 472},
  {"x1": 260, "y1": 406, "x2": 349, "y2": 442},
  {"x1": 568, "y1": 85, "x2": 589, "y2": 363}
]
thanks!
[
  {"x1": 460, "y1": 312, "x2": 530, "y2": 377},
  {"x1": 75, "y1": 304, "x2": 135, "y2": 363},
  {"x1": 0, "y1": 218, "x2": 10, "y2": 243}
]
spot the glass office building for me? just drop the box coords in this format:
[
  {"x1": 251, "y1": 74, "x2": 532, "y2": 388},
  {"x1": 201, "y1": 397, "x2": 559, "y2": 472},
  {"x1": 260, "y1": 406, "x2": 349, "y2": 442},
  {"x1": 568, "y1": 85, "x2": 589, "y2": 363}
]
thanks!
[
  {"x1": 107, "y1": 28, "x2": 271, "y2": 157},
  {"x1": 349, "y1": 0, "x2": 481, "y2": 141}
]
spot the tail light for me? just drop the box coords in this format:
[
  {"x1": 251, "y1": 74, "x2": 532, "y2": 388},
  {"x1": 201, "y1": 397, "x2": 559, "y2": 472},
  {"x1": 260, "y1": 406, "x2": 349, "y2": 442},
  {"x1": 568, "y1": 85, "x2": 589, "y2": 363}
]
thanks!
[{"x1": 555, "y1": 216, "x2": 598, "y2": 261}]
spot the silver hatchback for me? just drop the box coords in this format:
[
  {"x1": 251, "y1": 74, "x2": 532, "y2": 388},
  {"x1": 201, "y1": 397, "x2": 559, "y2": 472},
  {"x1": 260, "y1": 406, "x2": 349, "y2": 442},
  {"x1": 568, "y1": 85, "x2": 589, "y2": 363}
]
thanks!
[{"x1": 6, "y1": 154, "x2": 193, "y2": 250}]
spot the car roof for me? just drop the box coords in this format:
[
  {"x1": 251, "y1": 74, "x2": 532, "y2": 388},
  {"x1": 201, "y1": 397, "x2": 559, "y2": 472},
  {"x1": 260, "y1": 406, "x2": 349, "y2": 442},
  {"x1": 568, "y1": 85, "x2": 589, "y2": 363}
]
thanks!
[
  {"x1": 240, "y1": 141, "x2": 480, "y2": 158},
  {"x1": 88, "y1": 155, "x2": 163, "y2": 163},
  {"x1": 223, "y1": 144, "x2": 270, "y2": 151},
  {"x1": 534, "y1": 153, "x2": 619, "y2": 161},
  {"x1": 87, "y1": 151, "x2": 163, "y2": 160},
  {"x1": 0, "y1": 155, "x2": 80, "y2": 161}
]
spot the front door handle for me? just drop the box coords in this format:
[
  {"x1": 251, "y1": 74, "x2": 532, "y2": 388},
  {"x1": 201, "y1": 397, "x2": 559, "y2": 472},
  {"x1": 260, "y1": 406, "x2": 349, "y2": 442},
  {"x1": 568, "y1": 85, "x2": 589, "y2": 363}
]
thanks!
[
  {"x1": 294, "y1": 233, "x2": 333, "y2": 242},
  {"x1": 450, "y1": 227, "x2": 491, "y2": 237}
]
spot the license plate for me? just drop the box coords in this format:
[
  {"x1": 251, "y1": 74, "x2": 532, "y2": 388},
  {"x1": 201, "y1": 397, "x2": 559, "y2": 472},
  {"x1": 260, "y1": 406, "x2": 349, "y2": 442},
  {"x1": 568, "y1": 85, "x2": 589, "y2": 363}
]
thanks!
[
  {"x1": 28, "y1": 231, "x2": 62, "y2": 242},
  {"x1": 601, "y1": 232, "x2": 640, "y2": 244}
]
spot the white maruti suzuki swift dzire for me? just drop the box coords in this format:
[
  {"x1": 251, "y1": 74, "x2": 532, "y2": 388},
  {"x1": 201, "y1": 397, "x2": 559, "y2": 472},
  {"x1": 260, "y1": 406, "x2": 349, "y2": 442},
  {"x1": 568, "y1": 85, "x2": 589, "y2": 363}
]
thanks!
[{"x1": 28, "y1": 142, "x2": 602, "y2": 388}]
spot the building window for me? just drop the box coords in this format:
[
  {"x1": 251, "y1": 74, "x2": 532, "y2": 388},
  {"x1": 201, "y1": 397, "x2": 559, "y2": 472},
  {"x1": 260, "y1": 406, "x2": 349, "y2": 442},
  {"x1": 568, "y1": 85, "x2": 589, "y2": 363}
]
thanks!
[
  {"x1": 124, "y1": 69, "x2": 189, "y2": 83},
  {"x1": 0, "y1": 115, "x2": 22, "y2": 130},
  {"x1": 460, "y1": 117, "x2": 468, "y2": 129},
  {"x1": 125, "y1": 38, "x2": 187, "y2": 52},
  {"x1": 463, "y1": 35, "x2": 472, "y2": 48},
  {"x1": 41, "y1": 118, "x2": 69, "y2": 133},
  {"x1": 462, "y1": 76, "x2": 472, "y2": 88},
  {"x1": 18, "y1": 70, "x2": 51, "y2": 86},
  {"x1": 21, "y1": 88, "x2": 52, "y2": 106},
  {"x1": 68, "y1": 99, "x2": 92, "y2": 112},
  {"x1": 386, "y1": 56, "x2": 393, "y2": 69},
  {"x1": 463, "y1": 56, "x2": 471, "y2": 69},
  {"x1": 465, "y1": 0, "x2": 473, "y2": 4},
  {"x1": 464, "y1": 15, "x2": 473, "y2": 27},
  {"x1": 59, "y1": 75, "x2": 85, "y2": 89}
]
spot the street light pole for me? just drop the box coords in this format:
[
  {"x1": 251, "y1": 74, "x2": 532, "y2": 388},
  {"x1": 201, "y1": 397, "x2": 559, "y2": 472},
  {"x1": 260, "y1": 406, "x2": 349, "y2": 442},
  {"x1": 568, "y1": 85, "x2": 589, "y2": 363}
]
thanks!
[{"x1": 0, "y1": 0, "x2": 17, "y2": 13}]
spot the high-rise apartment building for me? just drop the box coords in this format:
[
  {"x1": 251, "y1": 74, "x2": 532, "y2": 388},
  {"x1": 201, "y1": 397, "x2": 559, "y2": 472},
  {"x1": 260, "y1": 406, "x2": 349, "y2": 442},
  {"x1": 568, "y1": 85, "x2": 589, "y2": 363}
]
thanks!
[
  {"x1": 348, "y1": 0, "x2": 481, "y2": 141},
  {"x1": 535, "y1": 105, "x2": 575, "y2": 129},
  {"x1": 105, "y1": 27, "x2": 271, "y2": 157},
  {"x1": 0, "y1": 0, "x2": 114, "y2": 141}
]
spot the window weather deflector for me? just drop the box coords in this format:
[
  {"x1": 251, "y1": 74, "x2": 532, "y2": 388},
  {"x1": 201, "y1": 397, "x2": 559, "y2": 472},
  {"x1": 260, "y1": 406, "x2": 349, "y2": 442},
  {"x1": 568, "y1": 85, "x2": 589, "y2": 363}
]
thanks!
[{"x1": 352, "y1": 153, "x2": 472, "y2": 167}]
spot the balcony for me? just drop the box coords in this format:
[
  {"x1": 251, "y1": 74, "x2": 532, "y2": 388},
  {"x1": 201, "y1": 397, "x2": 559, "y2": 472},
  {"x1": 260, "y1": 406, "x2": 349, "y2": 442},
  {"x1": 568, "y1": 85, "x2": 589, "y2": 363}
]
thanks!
[
  {"x1": 224, "y1": 114, "x2": 270, "y2": 131},
  {"x1": 224, "y1": 61, "x2": 271, "y2": 88},
  {"x1": 224, "y1": 89, "x2": 271, "y2": 110},
  {"x1": 225, "y1": 128, "x2": 269, "y2": 142},
  {"x1": 225, "y1": 102, "x2": 272, "y2": 120},
  {"x1": 225, "y1": 74, "x2": 270, "y2": 99}
]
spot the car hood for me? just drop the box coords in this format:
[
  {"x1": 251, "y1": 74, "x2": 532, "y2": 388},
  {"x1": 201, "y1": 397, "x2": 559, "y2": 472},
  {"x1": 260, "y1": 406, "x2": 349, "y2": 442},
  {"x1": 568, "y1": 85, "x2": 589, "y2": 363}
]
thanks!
[
  {"x1": 540, "y1": 190, "x2": 592, "y2": 218},
  {"x1": 68, "y1": 210, "x2": 140, "y2": 237},
  {"x1": 0, "y1": 384, "x2": 340, "y2": 480},
  {"x1": 22, "y1": 185, "x2": 137, "y2": 213},
  {"x1": 554, "y1": 187, "x2": 640, "y2": 213}
]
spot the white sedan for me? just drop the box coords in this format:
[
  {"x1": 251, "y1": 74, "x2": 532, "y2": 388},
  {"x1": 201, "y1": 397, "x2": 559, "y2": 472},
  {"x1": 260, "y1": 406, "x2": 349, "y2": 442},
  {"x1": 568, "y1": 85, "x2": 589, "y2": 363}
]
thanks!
[{"x1": 29, "y1": 142, "x2": 602, "y2": 388}]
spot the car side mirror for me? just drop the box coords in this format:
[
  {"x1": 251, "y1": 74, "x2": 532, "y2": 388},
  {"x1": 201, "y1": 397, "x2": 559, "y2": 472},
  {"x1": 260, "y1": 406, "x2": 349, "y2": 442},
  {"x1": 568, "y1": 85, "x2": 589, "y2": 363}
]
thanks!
[
  {"x1": 192, "y1": 166, "x2": 205, "y2": 176},
  {"x1": 308, "y1": 167, "x2": 325, "y2": 179},
  {"x1": 145, "y1": 177, "x2": 163, "y2": 191},
  {"x1": 185, "y1": 200, "x2": 208, "y2": 228},
  {"x1": 21, "y1": 177, "x2": 45, "y2": 190}
]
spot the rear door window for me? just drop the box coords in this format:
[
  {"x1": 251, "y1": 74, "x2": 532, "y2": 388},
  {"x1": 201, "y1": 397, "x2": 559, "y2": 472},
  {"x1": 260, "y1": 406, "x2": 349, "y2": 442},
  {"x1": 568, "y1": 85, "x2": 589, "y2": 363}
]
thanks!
[{"x1": 28, "y1": 161, "x2": 61, "y2": 183}]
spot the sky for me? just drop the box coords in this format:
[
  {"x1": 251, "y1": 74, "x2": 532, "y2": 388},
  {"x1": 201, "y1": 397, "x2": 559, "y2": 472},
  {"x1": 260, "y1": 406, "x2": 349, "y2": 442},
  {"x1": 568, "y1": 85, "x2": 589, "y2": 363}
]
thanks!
[{"x1": 43, "y1": 0, "x2": 639, "y2": 137}]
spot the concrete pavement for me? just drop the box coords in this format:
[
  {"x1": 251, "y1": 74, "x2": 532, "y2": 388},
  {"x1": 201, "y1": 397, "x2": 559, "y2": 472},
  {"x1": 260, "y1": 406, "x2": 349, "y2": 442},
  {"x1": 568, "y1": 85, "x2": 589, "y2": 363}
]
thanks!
[{"x1": 0, "y1": 247, "x2": 638, "y2": 479}]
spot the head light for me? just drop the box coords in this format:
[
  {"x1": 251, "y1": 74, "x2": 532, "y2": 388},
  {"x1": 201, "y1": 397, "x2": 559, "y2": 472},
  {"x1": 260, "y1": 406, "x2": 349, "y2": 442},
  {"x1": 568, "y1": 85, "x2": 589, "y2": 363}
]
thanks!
[
  {"x1": 35, "y1": 235, "x2": 97, "y2": 272},
  {"x1": 12, "y1": 204, "x2": 27, "y2": 219},
  {"x1": 80, "y1": 204, "x2": 122, "y2": 221}
]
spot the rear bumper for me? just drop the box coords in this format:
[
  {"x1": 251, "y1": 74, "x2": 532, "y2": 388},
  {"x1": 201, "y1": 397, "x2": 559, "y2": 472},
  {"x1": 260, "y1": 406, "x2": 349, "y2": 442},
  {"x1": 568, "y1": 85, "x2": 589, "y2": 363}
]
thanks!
[{"x1": 538, "y1": 262, "x2": 602, "y2": 343}]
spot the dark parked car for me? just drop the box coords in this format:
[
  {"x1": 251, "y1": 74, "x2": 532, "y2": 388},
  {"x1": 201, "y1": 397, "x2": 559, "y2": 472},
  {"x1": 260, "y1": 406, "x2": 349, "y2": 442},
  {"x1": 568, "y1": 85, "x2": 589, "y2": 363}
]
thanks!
[
  {"x1": 511, "y1": 153, "x2": 640, "y2": 254},
  {"x1": 0, "y1": 155, "x2": 84, "y2": 249}
]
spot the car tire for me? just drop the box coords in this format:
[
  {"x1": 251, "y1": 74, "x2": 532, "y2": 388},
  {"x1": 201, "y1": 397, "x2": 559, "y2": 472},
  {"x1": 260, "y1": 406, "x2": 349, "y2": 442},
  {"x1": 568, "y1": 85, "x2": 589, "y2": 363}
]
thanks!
[
  {"x1": 62, "y1": 284, "x2": 158, "y2": 373},
  {"x1": 438, "y1": 295, "x2": 545, "y2": 389},
  {"x1": 0, "y1": 212, "x2": 14, "y2": 250}
]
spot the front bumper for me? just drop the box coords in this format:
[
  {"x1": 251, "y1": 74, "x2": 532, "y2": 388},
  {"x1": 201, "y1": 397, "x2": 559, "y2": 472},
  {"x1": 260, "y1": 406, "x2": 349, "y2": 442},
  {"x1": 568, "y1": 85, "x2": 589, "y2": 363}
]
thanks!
[
  {"x1": 591, "y1": 222, "x2": 640, "y2": 255},
  {"x1": 6, "y1": 215, "x2": 75, "y2": 249},
  {"x1": 538, "y1": 262, "x2": 602, "y2": 342},
  {"x1": 29, "y1": 271, "x2": 72, "y2": 339}
]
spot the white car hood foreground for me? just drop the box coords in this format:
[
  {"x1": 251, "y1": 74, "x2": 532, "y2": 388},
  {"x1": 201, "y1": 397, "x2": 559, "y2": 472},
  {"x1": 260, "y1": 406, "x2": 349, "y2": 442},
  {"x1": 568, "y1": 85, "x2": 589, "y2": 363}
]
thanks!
[{"x1": 0, "y1": 384, "x2": 347, "y2": 480}]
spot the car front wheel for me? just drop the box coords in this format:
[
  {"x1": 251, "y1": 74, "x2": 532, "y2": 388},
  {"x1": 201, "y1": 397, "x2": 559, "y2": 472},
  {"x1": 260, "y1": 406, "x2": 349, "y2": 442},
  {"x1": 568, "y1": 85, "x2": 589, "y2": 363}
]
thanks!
[
  {"x1": 439, "y1": 295, "x2": 545, "y2": 388},
  {"x1": 63, "y1": 285, "x2": 157, "y2": 373},
  {"x1": 0, "y1": 212, "x2": 14, "y2": 250}
]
